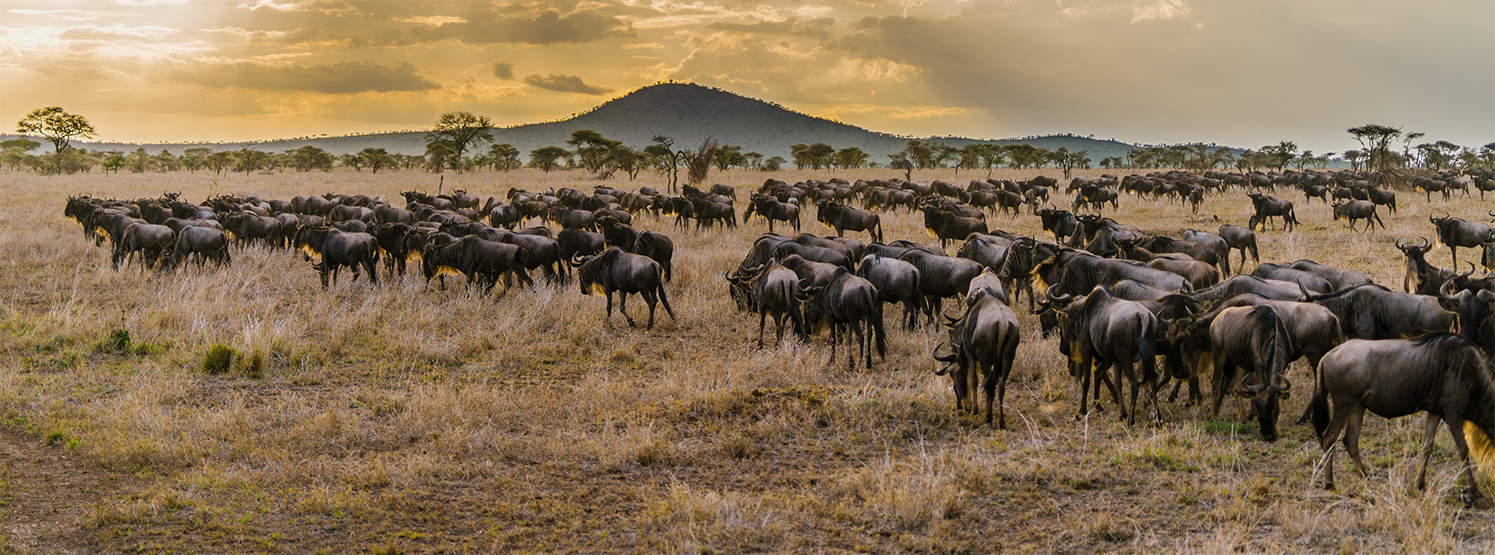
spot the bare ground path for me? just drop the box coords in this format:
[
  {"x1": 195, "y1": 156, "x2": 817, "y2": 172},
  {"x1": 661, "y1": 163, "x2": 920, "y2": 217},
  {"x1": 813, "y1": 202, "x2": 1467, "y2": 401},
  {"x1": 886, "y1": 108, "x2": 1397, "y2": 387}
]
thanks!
[{"x1": 0, "y1": 428, "x2": 130, "y2": 554}]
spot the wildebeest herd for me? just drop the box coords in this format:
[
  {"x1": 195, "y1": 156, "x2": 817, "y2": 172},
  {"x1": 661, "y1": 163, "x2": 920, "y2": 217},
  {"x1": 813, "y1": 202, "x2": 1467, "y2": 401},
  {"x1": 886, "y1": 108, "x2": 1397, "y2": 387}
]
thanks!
[{"x1": 63, "y1": 166, "x2": 1495, "y2": 504}]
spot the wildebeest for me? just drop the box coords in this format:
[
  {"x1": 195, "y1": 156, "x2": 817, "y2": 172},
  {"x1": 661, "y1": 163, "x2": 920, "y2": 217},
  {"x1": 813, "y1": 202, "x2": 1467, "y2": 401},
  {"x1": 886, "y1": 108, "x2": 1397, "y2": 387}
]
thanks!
[
  {"x1": 921, "y1": 204, "x2": 988, "y2": 248},
  {"x1": 798, "y1": 268, "x2": 887, "y2": 369},
  {"x1": 296, "y1": 226, "x2": 380, "y2": 289},
  {"x1": 1037, "y1": 208, "x2": 1079, "y2": 243},
  {"x1": 1246, "y1": 194, "x2": 1299, "y2": 232},
  {"x1": 1300, "y1": 284, "x2": 1454, "y2": 340},
  {"x1": 1397, "y1": 237, "x2": 1455, "y2": 295},
  {"x1": 1252, "y1": 263, "x2": 1333, "y2": 294},
  {"x1": 743, "y1": 193, "x2": 800, "y2": 234},
  {"x1": 114, "y1": 223, "x2": 175, "y2": 269},
  {"x1": 1429, "y1": 214, "x2": 1495, "y2": 268},
  {"x1": 725, "y1": 260, "x2": 804, "y2": 347},
  {"x1": 1310, "y1": 333, "x2": 1495, "y2": 504},
  {"x1": 933, "y1": 289, "x2": 1021, "y2": 426},
  {"x1": 816, "y1": 201, "x2": 883, "y2": 243},
  {"x1": 164, "y1": 226, "x2": 230, "y2": 269},
  {"x1": 1046, "y1": 286, "x2": 1163, "y2": 423},
  {"x1": 1218, "y1": 224, "x2": 1259, "y2": 270},
  {"x1": 1166, "y1": 305, "x2": 1297, "y2": 441},
  {"x1": 1284, "y1": 260, "x2": 1374, "y2": 291},
  {"x1": 856, "y1": 254, "x2": 924, "y2": 329},
  {"x1": 898, "y1": 249, "x2": 983, "y2": 325},
  {"x1": 1331, "y1": 200, "x2": 1384, "y2": 231},
  {"x1": 574, "y1": 247, "x2": 675, "y2": 329}
]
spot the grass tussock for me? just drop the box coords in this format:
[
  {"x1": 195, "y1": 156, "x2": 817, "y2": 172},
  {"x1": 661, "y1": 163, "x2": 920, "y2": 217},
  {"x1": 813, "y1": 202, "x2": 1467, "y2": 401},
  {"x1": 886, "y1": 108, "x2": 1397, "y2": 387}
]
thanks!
[{"x1": 1, "y1": 167, "x2": 1492, "y2": 552}]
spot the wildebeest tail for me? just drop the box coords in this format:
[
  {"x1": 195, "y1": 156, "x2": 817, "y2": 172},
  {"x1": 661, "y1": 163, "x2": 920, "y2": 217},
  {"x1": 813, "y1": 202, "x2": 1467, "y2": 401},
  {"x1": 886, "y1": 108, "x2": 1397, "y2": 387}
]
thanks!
[
  {"x1": 1137, "y1": 319, "x2": 1157, "y2": 384},
  {"x1": 1310, "y1": 360, "x2": 1330, "y2": 440},
  {"x1": 657, "y1": 281, "x2": 677, "y2": 321},
  {"x1": 1463, "y1": 422, "x2": 1495, "y2": 481},
  {"x1": 1247, "y1": 235, "x2": 1260, "y2": 263}
]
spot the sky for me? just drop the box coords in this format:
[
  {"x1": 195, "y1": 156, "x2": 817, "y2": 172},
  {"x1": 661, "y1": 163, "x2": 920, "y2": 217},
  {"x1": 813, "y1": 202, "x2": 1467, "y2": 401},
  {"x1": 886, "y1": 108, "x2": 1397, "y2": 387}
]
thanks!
[{"x1": 2, "y1": 0, "x2": 1491, "y2": 154}]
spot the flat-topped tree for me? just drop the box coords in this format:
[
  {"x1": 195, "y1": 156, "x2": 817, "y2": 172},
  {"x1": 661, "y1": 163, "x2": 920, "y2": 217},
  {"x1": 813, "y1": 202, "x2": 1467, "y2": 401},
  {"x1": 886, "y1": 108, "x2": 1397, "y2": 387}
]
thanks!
[
  {"x1": 425, "y1": 111, "x2": 492, "y2": 173},
  {"x1": 15, "y1": 107, "x2": 96, "y2": 152}
]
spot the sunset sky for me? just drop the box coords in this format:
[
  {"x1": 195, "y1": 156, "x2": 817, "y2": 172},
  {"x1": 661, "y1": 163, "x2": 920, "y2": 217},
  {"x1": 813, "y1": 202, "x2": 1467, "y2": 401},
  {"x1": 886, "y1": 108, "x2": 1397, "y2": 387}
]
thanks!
[{"x1": 2, "y1": 0, "x2": 1491, "y2": 153}]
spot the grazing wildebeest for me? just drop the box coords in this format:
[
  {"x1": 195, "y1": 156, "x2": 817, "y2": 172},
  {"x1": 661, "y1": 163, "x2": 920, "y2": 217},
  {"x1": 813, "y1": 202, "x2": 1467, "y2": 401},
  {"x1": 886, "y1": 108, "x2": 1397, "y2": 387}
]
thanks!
[
  {"x1": 1429, "y1": 214, "x2": 1495, "y2": 269},
  {"x1": 296, "y1": 227, "x2": 380, "y2": 289},
  {"x1": 816, "y1": 200, "x2": 883, "y2": 243},
  {"x1": 856, "y1": 254, "x2": 924, "y2": 329},
  {"x1": 932, "y1": 289, "x2": 1021, "y2": 426},
  {"x1": 1167, "y1": 306, "x2": 1296, "y2": 441},
  {"x1": 164, "y1": 226, "x2": 230, "y2": 269},
  {"x1": 1246, "y1": 194, "x2": 1299, "y2": 232},
  {"x1": 798, "y1": 268, "x2": 887, "y2": 369},
  {"x1": 1331, "y1": 200, "x2": 1384, "y2": 231},
  {"x1": 725, "y1": 260, "x2": 804, "y2": 347},
  {"x1": 1310, "y1": 333, "x2": 1495, "y2": 505},
  {"x1": 574, "y1": 247, "x2": 675, "y2": 329}
]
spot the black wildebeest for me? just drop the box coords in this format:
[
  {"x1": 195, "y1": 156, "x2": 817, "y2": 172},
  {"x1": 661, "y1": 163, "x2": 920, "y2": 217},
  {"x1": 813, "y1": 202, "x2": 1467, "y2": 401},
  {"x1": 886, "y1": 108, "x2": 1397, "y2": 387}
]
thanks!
[
  {"x1": 725, "y1": 260, "x2": 804, "y2": 347},
  {"x1": 933, "y1": 289, "x2": 1021, "y2": 426},
  {"x1": 856, "y1": 254, "x2": 924, "y2": 329},
  {"x1": 1429, "y1": 213, "x2": 1495, "y2": 269},
  {"x1": 1246, "y1": 194, "x2": 1299, "y2": 232},
  {"x1": 164, "y1": 226, "x2": 230, "y2": 269},
  {"x1": 296, "y1": 226, "x2": 380, "y2": 289},
  {"x1": 1331, "y1": 200, "x2": 1384, "y2": 231},
  {"x1": 574, "y1": 247, "x2": 675, "y2": 329},
  {"x1": 798, "y1": 268, "x2": 887, "y2": 369},
  {"x1": 816, "y1": 200, "x2": 883, "y2": 243},
  {"x1": 1311, "y1": 333, "x2": 1495, "y2": 505}
]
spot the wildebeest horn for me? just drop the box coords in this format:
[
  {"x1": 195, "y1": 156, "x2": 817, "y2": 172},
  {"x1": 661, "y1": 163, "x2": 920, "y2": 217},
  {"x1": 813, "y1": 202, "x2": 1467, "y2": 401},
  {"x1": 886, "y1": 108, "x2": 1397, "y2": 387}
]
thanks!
[
  {"x1": 1270, "y1": 376, "x2": 1292, "y2": 394},
  {"x1": 1419, "y1": 236, "x2": 1432, "y2": 251},
  {"x1": 932, "y1": 343, "x2": 958, "y2": 363},
  {"x1": 1395, "y1": 237, "x2": 1406, "y2": 250},
  {"x1": 1047, "y1": 290, "x2": 1073, "y2": 306},
  {"x1": 1297, "y1": 282, "x2": 1314, "y2": 301},
  {"x1": 1438, "y1": 276, "x2": 1469, "y2": 309}
]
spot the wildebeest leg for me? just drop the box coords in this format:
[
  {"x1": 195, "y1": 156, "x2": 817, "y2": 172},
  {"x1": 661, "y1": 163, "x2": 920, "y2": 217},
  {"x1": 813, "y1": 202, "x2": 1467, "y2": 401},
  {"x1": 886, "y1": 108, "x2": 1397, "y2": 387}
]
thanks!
[
  {"x1": 604, "y1": 291, "x2": 615, "y2": 323},
  {"x1": 1095, "y1": 360, "x2": 1120, "y2": 409},
  {"x1": 1117, "y1": 360, "x2": 1138, "y2": 424},
  {"x1": 1342, "y1": 409, "x2": 1369, "y2": 477},
  {"x1": 618, "y1": 292, "x2": 636, "y2": 327},
  {"x1": 1415, "y1": 413, "x2": 1443, "y2": 491},
  {"x1": 642, "y1": 289, "x2": 659, "y2": 330},
  {"x1": 1209, "y1": 354, "x2": 1234, "y2": 419},
  {"x1": 1077, "y1": 352, "x2": 1094, "y2": 419},
  {"x1": 1441, "y1": 410, "x2": 1484, "y2": 504},
  {"x1": 758, "y1": 308, "x2": 768, "y2": 348}
]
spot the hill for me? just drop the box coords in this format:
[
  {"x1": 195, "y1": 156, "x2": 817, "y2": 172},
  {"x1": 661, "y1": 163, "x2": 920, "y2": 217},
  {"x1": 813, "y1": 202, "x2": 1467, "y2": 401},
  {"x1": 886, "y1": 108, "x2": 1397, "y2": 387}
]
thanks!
[{"x1": 9, "y1": 83, "x2": 1150, "y2": 161}]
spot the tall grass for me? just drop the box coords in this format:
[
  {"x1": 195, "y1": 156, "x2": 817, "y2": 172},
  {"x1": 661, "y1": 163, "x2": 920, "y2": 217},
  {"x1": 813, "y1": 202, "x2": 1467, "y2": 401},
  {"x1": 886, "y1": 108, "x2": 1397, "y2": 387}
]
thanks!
[{"x1": 1, "y1": 166, "x2": 1491, "y2": 552}]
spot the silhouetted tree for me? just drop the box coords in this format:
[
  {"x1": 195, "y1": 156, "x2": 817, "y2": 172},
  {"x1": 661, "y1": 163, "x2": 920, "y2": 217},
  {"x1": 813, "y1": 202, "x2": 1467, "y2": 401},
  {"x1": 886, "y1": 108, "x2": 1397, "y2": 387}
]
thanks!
[{"x1": 425, "y1": 112, "x2": 492, "y2": 173}]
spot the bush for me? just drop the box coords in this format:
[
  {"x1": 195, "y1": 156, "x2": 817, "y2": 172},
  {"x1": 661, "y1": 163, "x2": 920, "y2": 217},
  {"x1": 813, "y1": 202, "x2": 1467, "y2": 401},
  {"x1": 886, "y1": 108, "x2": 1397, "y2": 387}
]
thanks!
[
  {"x1": 97, "y1": 328, "x2": 131, "y2": 353},
  {"x1": 202, "y1": 344, "x2": 236, "y2": 375},
  {"x1": 236, "y1": 349, "x2": 264, "y2": 379}
]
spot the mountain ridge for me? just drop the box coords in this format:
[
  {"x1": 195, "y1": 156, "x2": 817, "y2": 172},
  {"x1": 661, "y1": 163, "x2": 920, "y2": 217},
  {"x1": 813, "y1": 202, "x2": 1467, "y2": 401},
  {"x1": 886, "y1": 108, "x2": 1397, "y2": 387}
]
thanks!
[{"x1": 8, "y1": 83, "x2": 1152, "y2": 161}]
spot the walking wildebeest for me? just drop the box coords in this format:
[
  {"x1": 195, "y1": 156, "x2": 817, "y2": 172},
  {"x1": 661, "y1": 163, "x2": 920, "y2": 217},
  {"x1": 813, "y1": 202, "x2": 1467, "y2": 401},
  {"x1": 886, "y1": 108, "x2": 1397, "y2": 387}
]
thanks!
[
  {"x1": 1311, "y1": 333, "x2": 1495, "y2": 505},
  {"x1": 574, "y1": 247, "x2": 675, "y2": 329}
]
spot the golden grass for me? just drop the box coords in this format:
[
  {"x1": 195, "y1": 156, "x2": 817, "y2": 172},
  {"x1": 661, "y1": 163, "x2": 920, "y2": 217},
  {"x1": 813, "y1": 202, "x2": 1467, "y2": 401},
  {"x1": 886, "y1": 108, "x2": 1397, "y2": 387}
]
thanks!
[{"x1": 1, "y1": 166, "x2": 1493, "y2": 553}]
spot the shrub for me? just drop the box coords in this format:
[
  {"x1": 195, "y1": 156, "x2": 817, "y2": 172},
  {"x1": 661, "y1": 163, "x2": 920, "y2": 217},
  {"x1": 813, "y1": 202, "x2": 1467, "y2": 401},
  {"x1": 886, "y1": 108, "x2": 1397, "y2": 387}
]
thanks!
[
  {"x1": 96, "y1": 328, "x2": 131, "y2": 353},
  {"x1": 236, "y1": 349, "x2": 264, "y2": 379},
  {"x1": 202, "y1": 344, "x2": 236, "y2": 375}
]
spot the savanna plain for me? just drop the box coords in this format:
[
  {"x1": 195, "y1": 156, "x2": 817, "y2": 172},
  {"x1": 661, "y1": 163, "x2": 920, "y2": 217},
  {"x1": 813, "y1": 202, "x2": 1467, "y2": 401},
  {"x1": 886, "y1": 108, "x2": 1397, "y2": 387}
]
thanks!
[{"x1": 0, "y1": 167, "x2": 1492, "y2": 554}]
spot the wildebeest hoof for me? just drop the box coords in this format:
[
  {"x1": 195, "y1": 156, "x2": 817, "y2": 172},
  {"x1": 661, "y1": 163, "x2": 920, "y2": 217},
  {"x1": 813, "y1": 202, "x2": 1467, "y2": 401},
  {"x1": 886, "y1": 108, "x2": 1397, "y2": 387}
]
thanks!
[{"x1": 625, "y1": 318, "x2": 637, "y2": 327}]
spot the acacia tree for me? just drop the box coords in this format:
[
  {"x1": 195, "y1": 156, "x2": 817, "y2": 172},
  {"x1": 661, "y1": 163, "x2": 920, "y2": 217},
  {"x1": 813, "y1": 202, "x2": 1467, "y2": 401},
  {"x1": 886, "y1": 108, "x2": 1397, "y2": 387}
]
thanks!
[
  {"x1": 567, "y1": 129, "x2": 622, "y2": 176},
  {"x1": 643, "y1": 135, "x2": 683, "y2": 192},
  {"x1": 16, "y1": 107, "x2": 96, "y2": 153},
  {"x1": 358, "y1": 147, "x2": 393, "y2": 174},
  {"x1": 1348, "y1": 124, "x2": 1402, "y2": 174},
  {"x1": 713, "y1": 145, "x2": 745, "y2": 170},
  {"x1": 489, "y1": 143, "x2": 521, "y2": 171},
  {"x1": 425, "y1": 112, "x2": 492, "y2": 173},
  {"x1": 834, "y1": 147, "x2": 868, "y2": 170},
  {"x1": 528, "y1": 146, "x2": 569, "y2": 172}
]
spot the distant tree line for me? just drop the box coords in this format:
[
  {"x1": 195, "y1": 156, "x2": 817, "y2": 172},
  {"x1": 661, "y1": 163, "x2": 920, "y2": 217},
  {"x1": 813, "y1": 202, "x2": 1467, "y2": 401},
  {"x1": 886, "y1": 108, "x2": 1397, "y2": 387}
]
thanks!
[{"x1": 11, "y1": 108, "x2": 1495, "y2": 182}]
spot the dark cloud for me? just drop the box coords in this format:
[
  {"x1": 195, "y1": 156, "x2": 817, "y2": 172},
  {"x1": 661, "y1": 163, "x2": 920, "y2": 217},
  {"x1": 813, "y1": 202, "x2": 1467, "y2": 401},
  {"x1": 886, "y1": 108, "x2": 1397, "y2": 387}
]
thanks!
[
  {"x1": 434, "y1": 9, "x2": 633, "y2": 45},
  {"x1": 187, "y1": 61, "x2": 440, "y2": 94},
  {"x1": 708, "y1": 17, "x2": 836, "y2": 38},
  {"x1": 523, "y1": 74, "x2": 611, "y2": 95},
  {"x1": 492, "y1": 62, "x2": 514, "y2": 80}
]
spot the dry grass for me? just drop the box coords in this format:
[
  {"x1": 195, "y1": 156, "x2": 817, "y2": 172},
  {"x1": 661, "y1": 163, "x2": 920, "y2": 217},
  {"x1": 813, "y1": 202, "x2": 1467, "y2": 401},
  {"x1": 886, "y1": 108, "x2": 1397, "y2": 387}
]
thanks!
[{"x1": 1, "y1": 166, "x2": 1493, "y2": 553}]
